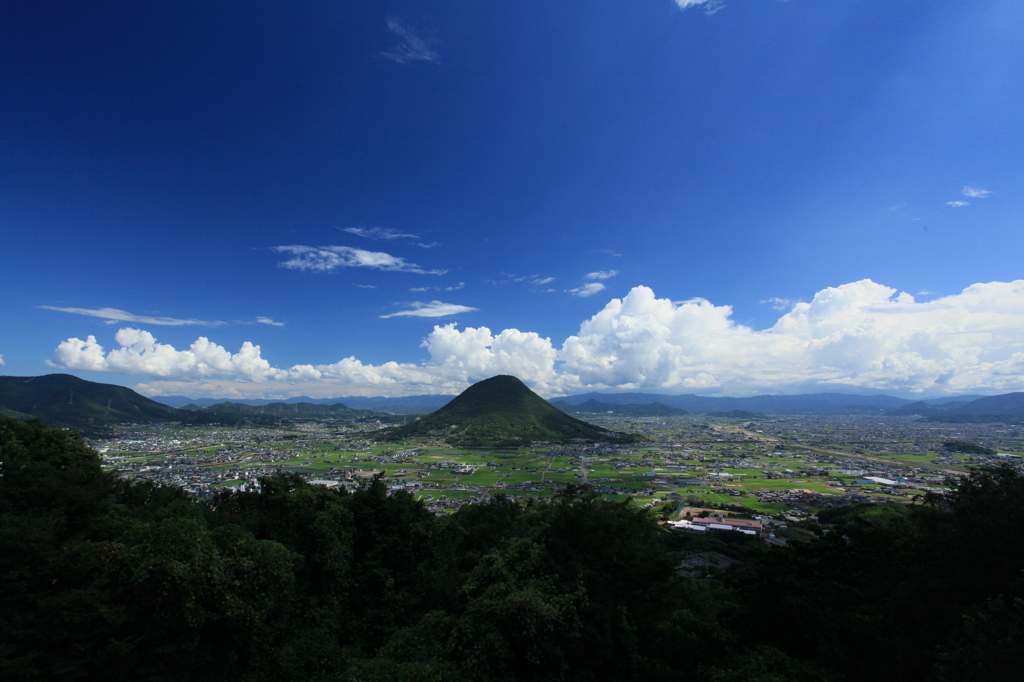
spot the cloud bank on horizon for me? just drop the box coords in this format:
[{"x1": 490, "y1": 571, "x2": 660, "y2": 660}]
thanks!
[{"x1": 50, "y1": 279, "x2": 1024, "y2": 399}]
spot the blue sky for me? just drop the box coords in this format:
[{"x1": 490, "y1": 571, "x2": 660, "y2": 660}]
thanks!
[{"x1": 2, "y1": 0, "x2": 1023, "y2": 399}]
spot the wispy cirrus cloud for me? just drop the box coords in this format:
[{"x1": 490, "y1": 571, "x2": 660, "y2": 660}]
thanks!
[
  {"x1": 343, "y1": 227, "x2": 418, "y2": 241},
  {"x1": 380, "y1": 301, "x2": 478, "y2": 319},
  {"x1": 674, "y1": 0, "x2": 726, "y2": 15},
  {"x1": 963, "y1": 186, "x2": 992, "y2": 198},
  {"x1": 411, "y1": 282, "x2": 465, "y2": 293},
  {"x1": 40, "y1": 305, "x2": 224, "y2": 326},
  {"x1": 488, "y1": 273, "x2": 556, "y2": 289},
  {"x1": 585, "y1": 270, "x2": 618, "y2": 280},
  {"x1": 568, "y1": 283, "x2": 606, "y2": 298},
  {"x1": 273, "y1": 245, "x2": 446, "y2": 275},
  {"x1": 382, "y1": 18, "x2": 439, "y2": 64},
  {"x1": 947, "y1": 201, "x2": 970, "y2": 208},
  {"x1": 342, "y1": 226, "x2": 438, "y2": 248}
]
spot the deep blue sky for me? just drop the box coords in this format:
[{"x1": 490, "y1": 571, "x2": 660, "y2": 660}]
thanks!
[{"x1": 2, "y1": 0, "x2": 1022, "y2": 398}]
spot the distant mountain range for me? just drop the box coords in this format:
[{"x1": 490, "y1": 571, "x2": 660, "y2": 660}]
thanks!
[
  {"x1": 550, "y1": 398, "x2": 688, "y2": 417},
  {"x1": 113, "y1": 384, "x2": 1024, "y2": 419},
  {"x1": 155, "y1": 390, "x2": 985, "y2": 415},
  {"x1": 387, "y1": 375, "x2": 637, "y2": 446},
  {"x1": 551, "y1": 391, "x2": 980, "y2": 414},
  {"x1": 918, "y1": 392, "x2": 1024, "y2": 423}
]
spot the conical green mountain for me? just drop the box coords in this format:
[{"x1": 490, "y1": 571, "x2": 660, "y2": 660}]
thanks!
[{"x1": 387, "y1": 375, "x2": 634, "y2": 446}]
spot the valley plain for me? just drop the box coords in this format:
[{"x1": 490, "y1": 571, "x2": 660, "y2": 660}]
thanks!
[{"x1": 92, "y1": 412, "x2": 1024, "y2": 519}]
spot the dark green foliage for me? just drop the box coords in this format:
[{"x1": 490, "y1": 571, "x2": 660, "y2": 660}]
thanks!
[
  {"x1": 388, "y1": 375, "x2": 635, "y2": 445},
  {"x1": 721, "y1": 468, "x2": 1024, "y2": 681},
  {"x1": 3, "y1": 418, "x2": 1023, "y2": 681}
]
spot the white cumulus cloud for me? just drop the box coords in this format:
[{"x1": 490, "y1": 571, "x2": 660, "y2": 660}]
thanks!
[
  {"x1": 561, "y1": 280, "x2": 1024, "y2": 395},
  {"x1": 50, "y1": 329, "x2": 287, "y2": 383},
  {"x1": 256, "y1": 317, "x2": 284, "y2": 327},
  {"x1": 273, "y1": 245, "x2": 446, "y2": 275},
  {"x1": 380, "y1": 301, "x2": 479, "y2": 319},
  {"x1": 946, "y1": 201, "x2": 970, "y2": 207},
  {"x1": 963, "y1": 186, "x2": 992, "y2": 198},
  {"x1": 585, "y1": 270, "x2": 618, "y2": 280},
  {"x1": 421, "y1": 324, "x2": 561, "y2": 393}
]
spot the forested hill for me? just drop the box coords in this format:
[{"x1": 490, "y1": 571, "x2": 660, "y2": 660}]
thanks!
[
  {"x1": 386, "y1": 375, "x2": 634, "y2": 445},
  {"x1": 2, "y1": 417, "x2": 1022, "y2": 681},
  {"x1": 0, "y1": 373, "x2": 181, "y2": 428}
]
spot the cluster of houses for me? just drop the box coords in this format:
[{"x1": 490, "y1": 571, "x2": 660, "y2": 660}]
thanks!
[{"x1": 668, "y1": 515, "x2": 764, "y2": 536}]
